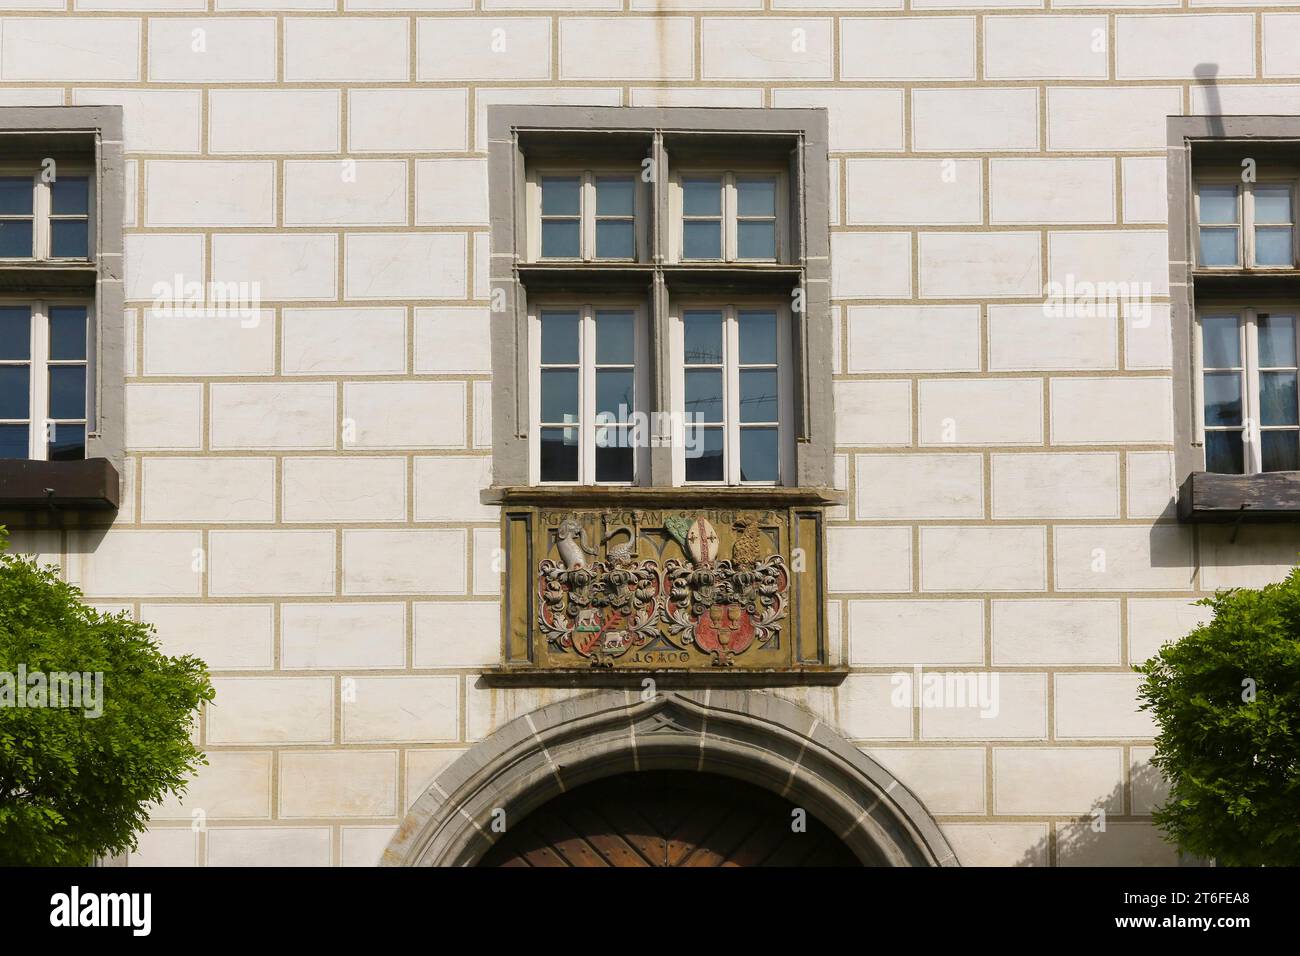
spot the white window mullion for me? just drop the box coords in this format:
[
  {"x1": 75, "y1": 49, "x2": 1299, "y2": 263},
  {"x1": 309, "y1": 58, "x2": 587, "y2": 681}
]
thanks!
[
  {"x1": 724, "y1": 306, "x2": 741, "y2": 485},
  {"x1": 1244, "y1": 185, "x2": 1256, "y2": 269},
  {"x1": 29, "y1": 300, "x2": 49, "y2": 460},
  {"x1": 1244, "y1": 309, "x2": 1262, "y2": 475},
  {"x1": 1193, "y1": 312, "x2": 1206, "y2": 443},
  {"x1": 581, "y1": 173, "x2": 595, "y2": 263},
  {"x1": 723, "y1": 173, "x2": 737, "y2": 263},
  {"x1": 581, "y1": 305, "x2": 596, "y2": 484},
  {"x1": 33, "y1": 175, "x2": 50, "y2": 262}
]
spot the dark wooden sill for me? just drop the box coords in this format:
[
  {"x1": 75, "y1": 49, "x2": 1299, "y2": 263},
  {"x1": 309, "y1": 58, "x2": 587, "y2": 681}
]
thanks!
[
  {"x1": 0, "y1": 261, "x2": 97, "y2": 292},
  {"x1": 481, "y1": 484, "x2": 844, "y2": 508},
  {"x1": 1178, "y1": 470, "x2": 1300, "y2": 522},
  {"x1": 0, "y1": 458, "x2": 119, "y2": 510},
  {"x1": 479, "y1": 666, "x2": 849, "y2": 689}
]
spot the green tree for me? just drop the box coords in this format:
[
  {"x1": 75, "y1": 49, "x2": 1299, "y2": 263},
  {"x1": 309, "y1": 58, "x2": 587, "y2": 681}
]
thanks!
[
  {"x1": 1136, "y1": 567, "x2": 1300, "y2": 866},
  {"x1": 0, "y1": 529, "x2": 213, "y2": 865}
]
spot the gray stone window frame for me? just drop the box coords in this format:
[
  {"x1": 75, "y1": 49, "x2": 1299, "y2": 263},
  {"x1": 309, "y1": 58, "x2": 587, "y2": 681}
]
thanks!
[
  {"x1": 0, "y1": 107, "x2": 125, "y2": 487},
  {"x1": 1168, "y1": 116, "x2": 1300, "y2": 520},
  {"x1": 486, "y1": 106, "x2": 833, "y2": 491}
]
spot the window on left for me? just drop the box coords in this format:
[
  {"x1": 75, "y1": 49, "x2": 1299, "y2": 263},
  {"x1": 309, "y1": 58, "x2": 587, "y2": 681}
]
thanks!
[{"x1": 530, "y1": 170, "x2": 644, "y2": 262}]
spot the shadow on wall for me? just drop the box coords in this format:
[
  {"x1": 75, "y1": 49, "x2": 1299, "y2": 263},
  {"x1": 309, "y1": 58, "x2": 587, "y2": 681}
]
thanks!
[
  {"x1": 1195, "y1": 63, "x2": 1224, "y2": 135},
  {"x1": 1011, "y1": 761, "x2": 1190, "y2": 866}
]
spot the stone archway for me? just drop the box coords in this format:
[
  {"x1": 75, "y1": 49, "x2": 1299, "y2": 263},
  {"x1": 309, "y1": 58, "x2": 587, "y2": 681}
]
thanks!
[{"x1": 382, "y1": 689, "x2": 958, "y2": 867}]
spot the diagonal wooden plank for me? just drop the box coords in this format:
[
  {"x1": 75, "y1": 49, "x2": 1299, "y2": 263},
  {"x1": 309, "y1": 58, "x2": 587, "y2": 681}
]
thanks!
[
  {"x1": 530, "y1": 812, "x2": 612, "y2": 868},
  {"x1": 677, "y1": 808, "x2": 768, "y2": 867}
]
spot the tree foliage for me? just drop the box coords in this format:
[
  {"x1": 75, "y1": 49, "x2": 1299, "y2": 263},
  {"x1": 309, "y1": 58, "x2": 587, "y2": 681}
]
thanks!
[
  {"x1": 1137, "y1": 567, "x2": 1300, "y2": 866},
  {"x1": 0, "y1": 529, "x2": 213, "y2": 865}
]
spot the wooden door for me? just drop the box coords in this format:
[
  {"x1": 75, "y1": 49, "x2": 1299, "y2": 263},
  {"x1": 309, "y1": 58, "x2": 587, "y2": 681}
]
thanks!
[{"x1": 478, "y1": 770, "x2": 860, "y2": 867}]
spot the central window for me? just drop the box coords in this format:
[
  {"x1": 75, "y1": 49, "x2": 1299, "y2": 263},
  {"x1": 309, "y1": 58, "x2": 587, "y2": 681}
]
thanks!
[
  {"x1": 0, "y1": 301, "x2": 90, "y2": 461},
  {"x1": 1199, "y1": 308, "x2": 1299, "y2": 474}
]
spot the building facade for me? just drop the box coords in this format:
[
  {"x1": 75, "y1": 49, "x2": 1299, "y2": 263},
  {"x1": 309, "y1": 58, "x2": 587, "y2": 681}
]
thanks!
[{"x1": 1, "y1": 2, "x2": 1297, "y2": 867}]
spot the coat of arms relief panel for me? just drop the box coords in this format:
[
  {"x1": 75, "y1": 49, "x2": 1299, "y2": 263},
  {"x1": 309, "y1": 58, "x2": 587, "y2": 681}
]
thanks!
[{"x1": 497, "y1": 500, "x2": 834, "y2": 680}]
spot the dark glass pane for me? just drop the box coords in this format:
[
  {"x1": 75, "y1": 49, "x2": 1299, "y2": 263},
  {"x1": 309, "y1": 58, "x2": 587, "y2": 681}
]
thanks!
[
  {"x1": 683, "y1": 177, "x2": 721, "y2": 216},
  {"x1": 595, "y1": 220, "x2": 634, "y2": 259},
  {"x1": 0, "y1": 365, "x2": 30, "y2": 419},
  {"x1": 1204, "y1": 430, "x2": 1244, "y2": 474},
  {"x1": 540, "y1": 369, "x2": 578, "y2": 423},
  {"x1": 1201, "y1": 315, "x2": 1240, "y2": 368},
  {"x1": 0, "y1": 424, "x2": 28, "y2": 459},
  {"x1": 737, "y1": 220, "x2": 776, "y2": 259},
  {"x1": 48, "y1": 365, "x2": 86, "y2": 420},
  {"x1": 595, "y1": 310, "x2": 634, "y2": 364},
  {"x1": 596, "y1": 369, "x2": 633, "y2": 418},
  {"x1": 740, "y1": 369, "x2": 778, "y2": 423},
  {"x1": 683, "y1": 220, "x2": 721, "y2": 259},
  {"x1": 541, "y1": 219, "x2": 580, "y2": 258},
  {"x1": 540, "y1": 310, "x2": 579, "y2": 364},
  {"x1": 1255, "y1": 227, "x2": 1292, "y2": 267},
  {"x1": 47, "y1": 423, "x2": 84, "y2": 461},
  {"x1": 539, "y1": 426, "x2": 578, "y2": 482},
  {"x1": 595, "y1": 177, "x2": 634, "y2": 216},
  {"x1": 0, "y1": 220, "x2": 33, "y2": 258},
  {"x1": 0, "y1": 177, "x2": 33, "y2": 215},
  {"x1": 737, "y1": 178, "x2": 776, "y2": 217},
  {"x1": 1203, "y1": 371, "x2": 1243, "y2": 427},
  {"x1": 685, "y1": 369, "x2": 723, "y2": 421},
  {"x1": 51, "y1": 177, "x2": 89, "y2": 215},
  {"x1": 50, "y1": 220, "x2": 89, "y2": 259},
  {"x1": 1199, "y1": 185, "x2": 1238, "y2": 224},
  {"x1": 1258, "y1": 314, "x2": 1296, "y2": 368},
  {"x1": 739, "y1": 310, "x2": 777, "y2": 364},
  {"x1": 1262, "y1": 431, "x2": 1300, "y2": 472},
  {"x1": 541, "y1": 176, "x2": 580, "y2": 216},
  {"x1": 49, "y1": 306, "x2": 87, "y2": 361},
  {"x1": 595, "y1": 428, "x2": 633, "y2": 482},
  {"x1": 1260, "y1": 371, "x2": 1298, "y2": 426},
  {"x1": 0, "y1": 306, "x2": 30, "y2": 360},
  {"x1": 740, "y1": 427, "x2": 779, "y2": 482},
  {"x1": 683, "y1": 311, "x2": 722, "y2": 365},
  {"x1": 684, "y1": 426, "x2": 723, "y2": 482},
  {"x1": 1255, "y1": 186, "x2": 1291, "y2": 223}
]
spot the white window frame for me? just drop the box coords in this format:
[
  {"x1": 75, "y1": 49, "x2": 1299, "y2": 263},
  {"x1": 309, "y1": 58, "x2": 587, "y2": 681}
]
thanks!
[
  {"x1": 525, "y1": 167, "x2": 648, "y2": 264},
  {"x1": 1195, "y1": 305, "x2": 1300, "y2": 474},
  {"x1": 668, "y1": 169, "x2": 787, "y2": 264},
  {"x1": 0, "y1": 297, "x2": 91, "y2": 460},
  {"x1": 669, "y1": 300, "x2": 795, "y2": 487},
  {"x1": 1194, "y1": 177, "x2": 1298, "y2": 271},
  {"x1": 0, "y1": 163, "x2": 95, "y2": 262},
  {"x1": 528, "y1": 300, "x2": 650, "y2": 486}
]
